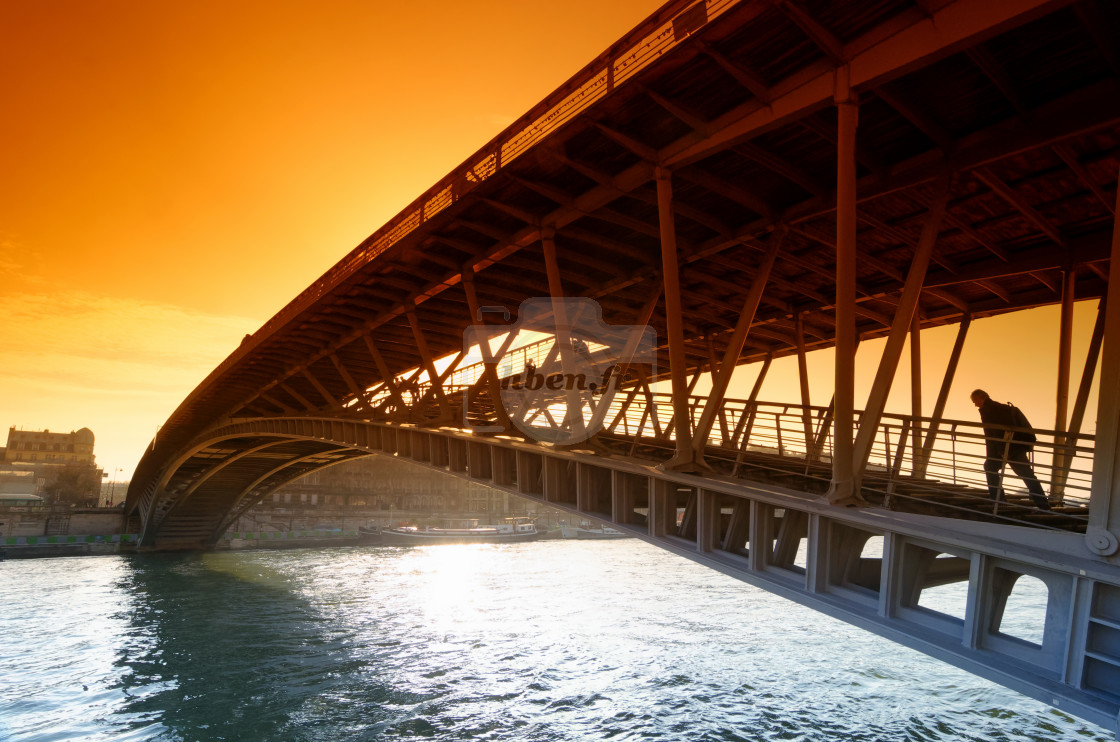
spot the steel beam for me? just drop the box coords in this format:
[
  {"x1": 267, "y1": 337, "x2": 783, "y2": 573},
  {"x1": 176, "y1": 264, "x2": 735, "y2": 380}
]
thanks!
[
  {"x1": 1087, "y1": 164, "x2": 1120, "y2": 557},
  {"x1": 916, "y1": 316, "x2": 971, "y2": 479},
  {"x1": 280, "y1": 382, "x2": 320, "y2": 414},
  {"x1": 910, "y1": 311, "x2": 923, "y2": 471},
  {"x1": 541, "y1": 228, "x2": 589, "y2": 442},
  {"x1": 656, "y1": 168, "x2": 694, "y2": 466},
  {"x1": 973, "y1": 168, "x2": 1065, "y2": 247},
  {"x1": 462, "y1": 273, "x2": 514, "y2": 434},
  {"x1": 1053, "y1": 267, "x2": 1076, "y2": 495},
  {"x1": 1054, "y1": 299, "x2": 1107, "y2": 499},
  {"x1": 691, "y1": 232, "x2": 783, "y2": 463},
  {"x1": 663, "y1": 0, "x2": 1069, "y2": 169},
  {"x1": 406, "y1": 308, "x2": 452, "y2": 420},
  {"x1": 795, "y1": 311, "x2": 815, "y2": 456},
  {"x1": 301, "y1": 368, "x2": 342, "y2": 411},
  {"x1": 829, "y1": 72, "x2": 860, "y2": 506},
  {"x1": 330, "y1": 354, "x2": 375, "y2": 414},
  {"x1": 852, "y1": 175, "x2": 951, "y2": 486}
]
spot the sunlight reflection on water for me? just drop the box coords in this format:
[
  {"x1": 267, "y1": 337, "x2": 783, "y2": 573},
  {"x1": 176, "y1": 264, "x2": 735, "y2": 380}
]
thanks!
[{"x1": 0, "y1": 541, "x2": 1110, "y2": 741}]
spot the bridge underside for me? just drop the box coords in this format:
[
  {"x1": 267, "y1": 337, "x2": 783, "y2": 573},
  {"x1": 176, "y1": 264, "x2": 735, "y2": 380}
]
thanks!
[
  {"x1": 128, "y1": 0, "x2": 1120, "y2": 484},
  {"x1": 130, "y1": 0, "x2": 1120, "y2": 533},
  {"x1": 126, "y1": 0, "x2": 1120, "y2": 733}
]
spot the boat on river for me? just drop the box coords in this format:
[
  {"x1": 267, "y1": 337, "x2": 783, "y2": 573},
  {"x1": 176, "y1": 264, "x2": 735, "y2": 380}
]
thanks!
[
  {"x1": 359, "y1": 517, "x2": 541, "y2": 545},
  {"x1": 560, "y1": 525, "x2": 630, "y2": 540}
]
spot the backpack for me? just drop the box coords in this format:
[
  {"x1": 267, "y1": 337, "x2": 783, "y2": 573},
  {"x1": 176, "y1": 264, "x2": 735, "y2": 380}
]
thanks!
[{"x1": 1008, "y1": 403, "x2": 1037, "y2": 445}]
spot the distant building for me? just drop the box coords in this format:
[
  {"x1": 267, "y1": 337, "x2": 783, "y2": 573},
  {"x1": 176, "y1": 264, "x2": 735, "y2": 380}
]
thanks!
[
  {"x1": 1, "y1": 427, "x2": 102, "y2": 502},
  {"x1": 4, "y1": 427, "x2": 96, "y2": 465}
]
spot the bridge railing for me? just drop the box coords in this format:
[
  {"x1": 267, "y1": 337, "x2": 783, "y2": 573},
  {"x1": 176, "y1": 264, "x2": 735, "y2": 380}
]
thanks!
[
  {"x1": 593, "y1": 390, "x2": 1093, "y2": 528},
  {"x1": 359, "y1": 358, "x2": 1094, "y2": 529}
]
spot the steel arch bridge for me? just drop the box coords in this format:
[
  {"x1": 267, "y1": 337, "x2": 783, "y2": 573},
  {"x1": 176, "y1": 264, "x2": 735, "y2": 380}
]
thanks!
[{"x1": 126, "y1": 0, "x2": 1120, "y2": 731}]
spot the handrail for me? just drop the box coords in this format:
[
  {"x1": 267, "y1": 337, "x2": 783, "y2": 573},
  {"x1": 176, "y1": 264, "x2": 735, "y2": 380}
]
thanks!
[{"x1": 362, "y1": 349, "x2": 1096, "y2": 529}]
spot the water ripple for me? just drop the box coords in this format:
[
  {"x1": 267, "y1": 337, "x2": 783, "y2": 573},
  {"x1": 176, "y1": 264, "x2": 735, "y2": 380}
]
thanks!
[{"x1": 0, "y1": 543, "x2": 1112, "y2": 741}]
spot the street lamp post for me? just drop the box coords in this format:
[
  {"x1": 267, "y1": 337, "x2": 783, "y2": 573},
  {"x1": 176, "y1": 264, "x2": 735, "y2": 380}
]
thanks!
[{"x1": 107, "y1": 468, "x2": 123, "y2": 507}]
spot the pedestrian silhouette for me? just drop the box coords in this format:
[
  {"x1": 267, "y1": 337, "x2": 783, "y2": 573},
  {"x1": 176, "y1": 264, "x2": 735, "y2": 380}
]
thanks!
[{"x1": 970, "y1": 389, "x2": 1050, "y2": 510}]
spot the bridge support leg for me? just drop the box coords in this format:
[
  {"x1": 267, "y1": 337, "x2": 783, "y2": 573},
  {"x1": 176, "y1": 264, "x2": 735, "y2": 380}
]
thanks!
[
  {"x1": 363, "y1": 335, "x2": 409, "y2": 415},
  {"x1": 795, "y1": 311, "x2": 816, "y2": 457},
  {"x1": 655, "y1": 168, "x2": 694, "y2": 468},
  {"x1": 541, "y1": 227, "x2": 589, "y2": 442},
  {"x1": 406, "y1": 308, "x2": 453, "y2": 422},
  {"x1": 1053, "y1": 299, "x2": 1106, "y2": 497},
  {"x1": 1052, "y1": 266, "x2": 1076, "y2": 500},
  {"x1": 850, "y1": 174, "x2": 950, "y2": 489},
  {"x1": 301, "y1": 368, "x2": 343, "y2": 412},
  {"x1": 915, "y1": 315, "x2": 970, "y2": 478},
  {"x1": 697, "y1": 489, "x2": 719, "y2": 553},
  {"x1": 462, "y1": 272, "x2": 515, "y2": 435},
  {"x1": 910, "y1": 310, "x2": 922, "y2": 472},
  {"x1": 828, "y1": 73, "x2": 860, "y2": 506},
  {"x1": 1087, "y1": 165, "x2": 1120, "y2": 558}
]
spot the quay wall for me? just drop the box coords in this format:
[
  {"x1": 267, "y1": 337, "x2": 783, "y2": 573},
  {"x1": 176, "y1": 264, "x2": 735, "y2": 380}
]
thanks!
[{"x1": 1, "y1": 530, "x2": 363, "y2": 559}]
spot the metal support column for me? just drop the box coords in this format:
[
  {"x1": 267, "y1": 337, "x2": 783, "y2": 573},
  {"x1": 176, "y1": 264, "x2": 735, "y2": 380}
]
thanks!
[
  {"x1": 329, "y1": 354, "x2": 375, "y2": 414},
  {"x1": 1053, "y1": 299, "x2": 1106, "y2": 500},
  {"x1": 1086, "y1": 165, "x2": 1120, "y2": 558},
  {"x1": 828, "y1": 70, "x2": 859, "y2": 506},
  {"x1": 656, "y1": 168, "x2": 694, "y2": 466},
  {"x1": 1052, "y1": 266, "x2": 1075, "y2": 494},
  {"x1": 796, "y1": 310, "x2": 816, "y2": 457},
  {"x1": 301, "y1": 368, "x2": 342, "y2": 410},
  {"x1": 910, "y1": 310, "x2": 922, "y2": 473}
]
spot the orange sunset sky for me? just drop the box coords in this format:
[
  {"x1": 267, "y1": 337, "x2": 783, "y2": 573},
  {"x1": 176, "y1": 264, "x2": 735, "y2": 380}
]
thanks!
[{"x1": 0, "y1": 1, "x2": 1103, "y2": 480}]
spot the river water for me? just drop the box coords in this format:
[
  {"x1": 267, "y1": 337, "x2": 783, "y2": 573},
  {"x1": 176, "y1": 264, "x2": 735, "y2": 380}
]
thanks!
[{"x1": 0, "y1": 540, "x2": 1110, "y2": 741}]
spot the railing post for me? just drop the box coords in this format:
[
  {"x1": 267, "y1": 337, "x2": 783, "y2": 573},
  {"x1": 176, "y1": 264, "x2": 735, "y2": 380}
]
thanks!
[
  {"x1": 951, "y1": 424, "x2": 958, "y2": 485},
  {"x1": 888, "y1": 419, "x2": 911, "y2": 506}
]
